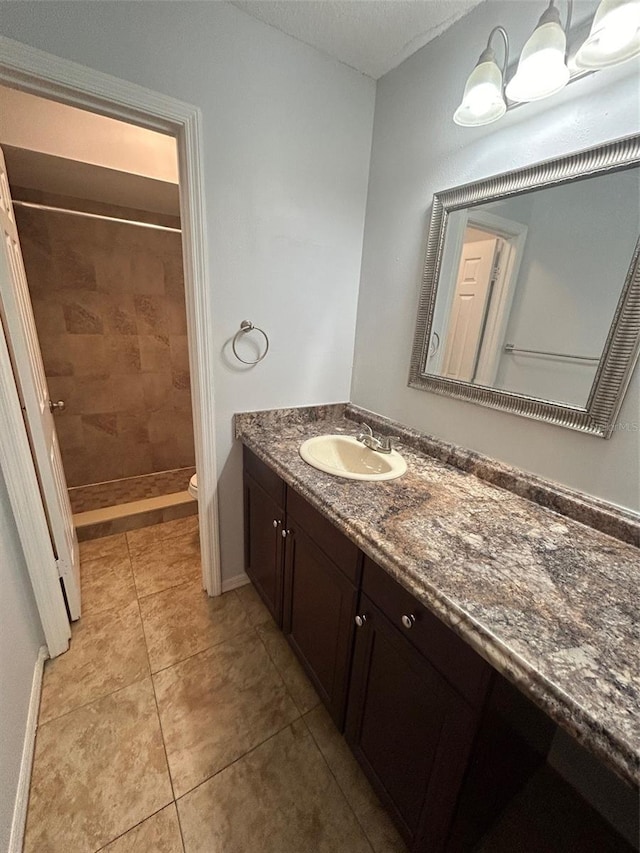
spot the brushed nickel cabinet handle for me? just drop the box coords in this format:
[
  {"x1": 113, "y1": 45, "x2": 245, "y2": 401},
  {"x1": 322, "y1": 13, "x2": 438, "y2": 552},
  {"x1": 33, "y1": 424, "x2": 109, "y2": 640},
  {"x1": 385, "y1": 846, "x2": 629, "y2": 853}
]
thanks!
[
  {"x1": 401, "y1": 614, "x2": 415, "y2": 629},
  {"x1": 355, "y1": 614, "x2": 367, "y2": 627}
]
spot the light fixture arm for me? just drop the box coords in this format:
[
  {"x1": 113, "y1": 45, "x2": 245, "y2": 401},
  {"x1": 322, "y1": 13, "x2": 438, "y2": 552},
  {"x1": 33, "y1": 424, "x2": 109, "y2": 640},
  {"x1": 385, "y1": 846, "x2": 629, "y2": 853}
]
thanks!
[
  {"x1": 564, "y1": 0, "x2": 574, "y2": 36},
  {"x1": 485, "y1": 25, "x2": 510, "y2": 82},
  {"x1": 542, "y1": 0, "x2": 574, "y2": 51},
  {"x1": 540, "y1": 0, "x2": 574, "y2": 33}
]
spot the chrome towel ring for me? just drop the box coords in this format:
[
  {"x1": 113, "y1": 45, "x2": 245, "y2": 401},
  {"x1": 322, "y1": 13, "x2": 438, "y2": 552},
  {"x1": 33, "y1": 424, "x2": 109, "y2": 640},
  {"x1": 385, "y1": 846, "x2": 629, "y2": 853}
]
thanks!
[{"x1": 232, "y1": 320, "x2": 270, "y2": 365}]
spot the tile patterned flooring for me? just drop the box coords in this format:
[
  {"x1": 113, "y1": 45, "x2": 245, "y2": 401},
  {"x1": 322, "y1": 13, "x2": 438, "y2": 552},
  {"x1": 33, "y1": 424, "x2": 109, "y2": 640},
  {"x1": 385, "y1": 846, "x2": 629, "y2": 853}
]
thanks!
[{"x1": 24, "y1": 516, "x2": 406, "y2": 853}]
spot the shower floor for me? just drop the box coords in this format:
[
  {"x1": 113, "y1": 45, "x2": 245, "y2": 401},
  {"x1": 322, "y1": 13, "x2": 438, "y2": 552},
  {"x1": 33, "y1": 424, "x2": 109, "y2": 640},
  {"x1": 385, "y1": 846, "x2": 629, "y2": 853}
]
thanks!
[{"x1": 70, "y1": 467, "x2": 197, "y2": 541}]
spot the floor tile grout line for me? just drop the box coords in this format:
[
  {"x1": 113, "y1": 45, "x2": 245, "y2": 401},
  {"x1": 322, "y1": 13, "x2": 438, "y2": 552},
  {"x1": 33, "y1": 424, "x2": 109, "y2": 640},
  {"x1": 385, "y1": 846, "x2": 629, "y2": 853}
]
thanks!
[
  {"x1": 127, "y1": 542, "x2": 203, "y2": 600},
  {"x1": 165, "y1": 622, "x2": 307, "y2": 802},
  {"x1": 105, "y1": 518, "x2": 197, "y2": 851},
  {"x1": 252, "y1": 619, "x2": 320, "y2": 719},
  {"x1": 136, "y1": 571, "x2": 209, "y2": 604},
  {"x1": 301, "y1": 711, "x2": 378, "y2": 853},
  {"x1": 37, "y1": 670, "x2": 151, "y2": 729},
  {"x1": 31, "y1": 518, "x2": 198, "y2": 852},
  {"x1": 91, "y1": 802, "x2": 177, "y2": 853},
  {"x1": 81, "y1": 558, "x2": 137, "y2": 621},
  {"x1": 173, "y1": 797, "x2": 188, "y2": 853},
  {"x1": 148, "y1": 623, "x2": 257, "y2": 678},
  {"x1": 148, "y1": 623, "x2": 302, "y2": 799},
  {"x1": 135, "y1": 583, "x2": 180, "y2": 805},
  {"x1": 173, "y1": 714, "x2": 306, "y2": 803},
  {"x1": 125, "y1": 517, "x2": 200, "y2": 557},
  {"x1": 134, "y1": 566, "x2": 188, "y2": 850},
  {"x1": 39, "y1": 533, "x2": 165, "y2": 727}
]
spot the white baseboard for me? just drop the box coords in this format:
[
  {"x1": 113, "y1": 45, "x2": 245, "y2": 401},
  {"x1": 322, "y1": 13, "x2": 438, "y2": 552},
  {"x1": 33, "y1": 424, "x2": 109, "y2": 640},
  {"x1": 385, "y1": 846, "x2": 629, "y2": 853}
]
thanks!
[
  {"x1": 221, "y1": 572, "x2": 250, "y2": 593},
  {"x1": 8, "y1": 645, "x2": 48, "y2": 853}
]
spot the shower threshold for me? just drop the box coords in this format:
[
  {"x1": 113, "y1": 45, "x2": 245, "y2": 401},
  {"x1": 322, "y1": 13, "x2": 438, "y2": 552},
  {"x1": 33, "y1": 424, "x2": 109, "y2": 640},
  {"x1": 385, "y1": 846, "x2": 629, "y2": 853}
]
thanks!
[{"x1": 74, "y1": 489, "x2": 196, "y2": 541}]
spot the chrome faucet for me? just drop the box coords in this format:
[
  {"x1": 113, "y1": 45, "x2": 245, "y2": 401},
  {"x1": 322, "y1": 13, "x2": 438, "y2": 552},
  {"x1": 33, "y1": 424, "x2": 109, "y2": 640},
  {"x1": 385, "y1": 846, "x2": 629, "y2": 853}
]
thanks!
[{"x1": 355, "y1": 423, "x2": 398, "y2": 454}]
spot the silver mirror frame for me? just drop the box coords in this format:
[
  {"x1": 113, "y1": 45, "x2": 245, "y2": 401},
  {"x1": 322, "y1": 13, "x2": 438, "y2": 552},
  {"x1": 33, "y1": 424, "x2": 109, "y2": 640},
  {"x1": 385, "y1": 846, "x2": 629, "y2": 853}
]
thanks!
[{"x1": 408, "y1": 135, "x2": 640, "y2": 439}]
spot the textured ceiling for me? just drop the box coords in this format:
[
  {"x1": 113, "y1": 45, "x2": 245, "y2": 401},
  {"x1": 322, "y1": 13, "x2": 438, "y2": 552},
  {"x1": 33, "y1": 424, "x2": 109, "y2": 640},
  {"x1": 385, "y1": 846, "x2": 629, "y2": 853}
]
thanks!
[{"x1": 231, "y1": 0, "x2": 486, "y2": 79}]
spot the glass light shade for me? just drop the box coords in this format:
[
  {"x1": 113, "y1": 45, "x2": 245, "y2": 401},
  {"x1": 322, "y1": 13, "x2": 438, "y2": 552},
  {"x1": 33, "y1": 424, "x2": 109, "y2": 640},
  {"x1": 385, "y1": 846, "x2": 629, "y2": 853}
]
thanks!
[
  {"x1": 574, "y1": 0, "x2": 640, "y2": 68},
  {"x1": 505, "y1": 20, "x2": 570, "y2": 102},
  {"x1": 453, "y1": 56, "x2": 506, "y2": 126}
]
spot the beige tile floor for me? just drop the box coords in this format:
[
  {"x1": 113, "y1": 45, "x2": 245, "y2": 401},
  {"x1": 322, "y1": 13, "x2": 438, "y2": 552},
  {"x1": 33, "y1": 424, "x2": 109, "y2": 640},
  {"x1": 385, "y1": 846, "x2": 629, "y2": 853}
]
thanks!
[{"x1": 24, "y1": 516, "x2": 406, "y2": 853}]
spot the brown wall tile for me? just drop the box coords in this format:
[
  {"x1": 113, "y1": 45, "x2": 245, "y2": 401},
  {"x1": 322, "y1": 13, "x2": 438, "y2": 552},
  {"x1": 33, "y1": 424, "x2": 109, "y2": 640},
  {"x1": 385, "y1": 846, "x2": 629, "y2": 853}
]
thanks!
[
  {"x1": 18, "y1": 201, "x2": 195, "y2": 488},
  {"x1": 39, "y1": 336, "x2": 74, "y2": 377},
  {"x1": 54, "y1": 244, "x2": 97, "y2": 291},
  {"x1": 166, "y1": 296, "x2": 188, "y2": 335},
  {"x1": 62, "y1": 291, "x2": 105, "y2": 334},
  {"x1": 31, "y1": 299, "x2": 66, "y2": 336},
  {"x1": 139, "y1": 335, "x2": 171, "y2": 372},
  {"x1": 105, "y1": 335, "x2": 142, "y2": 374},
  {"x1": 142, "y1": 372, "x2": 173, "y2": 411},
  {"x1": 105, "y1": 295, "x2": 138, "y2": 335},
  {"x1": 134, "y1": 295, "x2": 168, "y2": 336},
  {"x1": 66, "y1": 335, "x2": 108, "y2": 376},
  {"x1": 169, "y1": 336, "x2": 190, "y2": 371},
  {"x1": 110, "y1": 375, "x2": 145, "y2": 412},
  {"x1": 54, "y1": 414, "x2": 84, "y2": 451},
  {"x1": 131, "y1": 250, "x2": 165, "y2": 295}
]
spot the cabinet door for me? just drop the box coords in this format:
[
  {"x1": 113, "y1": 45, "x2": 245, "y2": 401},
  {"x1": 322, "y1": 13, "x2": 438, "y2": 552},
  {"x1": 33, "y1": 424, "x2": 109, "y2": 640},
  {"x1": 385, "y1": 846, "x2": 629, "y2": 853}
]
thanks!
[
  {"x1": 283, "y1": 522, "x2": 358, "y2": 728},
  {"x1": 346, "y1": 595, "x2": 478, "y2": 852},
  {"x1": 244, "y1": 472, "x2": 284, "y2": 625}
]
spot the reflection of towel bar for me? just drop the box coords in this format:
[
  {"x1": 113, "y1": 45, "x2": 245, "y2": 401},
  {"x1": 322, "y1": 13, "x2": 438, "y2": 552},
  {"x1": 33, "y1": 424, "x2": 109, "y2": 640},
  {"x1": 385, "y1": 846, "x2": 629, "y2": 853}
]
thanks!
[{"x1": 504, "y1": 343, "x2": 599, "y2": 364}]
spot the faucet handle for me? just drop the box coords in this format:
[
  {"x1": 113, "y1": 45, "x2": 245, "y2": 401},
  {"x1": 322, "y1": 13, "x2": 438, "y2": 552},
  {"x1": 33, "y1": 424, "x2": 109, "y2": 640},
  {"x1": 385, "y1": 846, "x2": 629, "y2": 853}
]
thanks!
[{"x1": 378, "y1": 435, "x2": 400, "y2": 452}]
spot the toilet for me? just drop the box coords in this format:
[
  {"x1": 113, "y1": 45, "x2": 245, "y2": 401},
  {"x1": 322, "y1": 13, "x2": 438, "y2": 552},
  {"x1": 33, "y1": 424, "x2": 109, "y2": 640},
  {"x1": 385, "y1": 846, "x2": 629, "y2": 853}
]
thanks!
[{"x1": 188, "y1": 473, "x2": 198, "y2": 500}]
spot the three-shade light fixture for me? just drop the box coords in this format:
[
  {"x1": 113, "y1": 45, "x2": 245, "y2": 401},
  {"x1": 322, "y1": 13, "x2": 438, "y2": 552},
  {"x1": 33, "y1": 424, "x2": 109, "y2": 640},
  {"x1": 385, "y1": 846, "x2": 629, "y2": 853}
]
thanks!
[{"x1": 454, "y1": 0, "x2": 640, "y2": 127}]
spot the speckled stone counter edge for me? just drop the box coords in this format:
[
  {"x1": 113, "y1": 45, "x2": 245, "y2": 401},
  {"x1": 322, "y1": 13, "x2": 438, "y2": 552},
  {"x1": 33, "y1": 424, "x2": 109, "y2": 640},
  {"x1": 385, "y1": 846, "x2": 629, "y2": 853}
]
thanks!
[
  {"x1": 235, "y1": 403, "x2": 640, "y2": 785},
  {"x1": 235, "y1": 403, "x2": 639, "y2": 547}
]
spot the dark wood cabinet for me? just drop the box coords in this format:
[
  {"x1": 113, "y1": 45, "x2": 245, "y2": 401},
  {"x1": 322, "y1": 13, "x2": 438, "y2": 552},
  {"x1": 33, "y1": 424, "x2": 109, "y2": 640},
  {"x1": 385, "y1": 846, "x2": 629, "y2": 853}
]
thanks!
[
  {"x1": 346, "y1": 593, "x2": 479, "y2": 851},
  {"x1": 241, "y1": 448, "x2": 634, "y2": 853},
  {"x1": 243, "y1": 449, "x2": 285, "y2": 625},
  {"x1": 243, "y1": 449, "x2": 360, "y2": 724},
  {"x1": 283, "y1": 520, "x2": 358, "y2": 727}
]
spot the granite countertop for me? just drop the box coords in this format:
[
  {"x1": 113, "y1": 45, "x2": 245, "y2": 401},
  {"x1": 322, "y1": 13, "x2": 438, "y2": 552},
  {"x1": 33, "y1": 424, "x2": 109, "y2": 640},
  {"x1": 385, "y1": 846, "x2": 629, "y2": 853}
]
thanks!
[{"x1": 235, "y1": 404, "x2": 640, "y2": 788}]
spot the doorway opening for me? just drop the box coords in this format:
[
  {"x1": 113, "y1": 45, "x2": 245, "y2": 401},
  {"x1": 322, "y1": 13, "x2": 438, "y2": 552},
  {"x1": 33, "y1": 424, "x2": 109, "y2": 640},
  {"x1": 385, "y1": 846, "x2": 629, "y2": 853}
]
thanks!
[
  {"x1": 434, "y1": 209, "x2": 528, "y2": 387},
  {"x1": 1, "y1": 85, "x2": 199, "y2": 613},
  {"x1": 0, "y1": 43, "x2": 220, "y2": 657}
]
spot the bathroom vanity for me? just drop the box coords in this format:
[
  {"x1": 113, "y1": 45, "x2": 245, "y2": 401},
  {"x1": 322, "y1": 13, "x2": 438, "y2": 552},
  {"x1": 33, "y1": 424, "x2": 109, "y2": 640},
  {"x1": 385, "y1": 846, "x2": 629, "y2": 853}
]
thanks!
[{"x1": 236, "y1": 403, "x2": 639, "y2": 851}]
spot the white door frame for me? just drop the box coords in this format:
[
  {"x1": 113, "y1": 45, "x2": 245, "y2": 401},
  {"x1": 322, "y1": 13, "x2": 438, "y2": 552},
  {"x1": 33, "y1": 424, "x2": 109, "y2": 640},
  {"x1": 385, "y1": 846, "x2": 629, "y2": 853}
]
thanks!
[
  {"x1": 465, "y1": 210, "x2": 528, "y2": 387},
  {"x1": 434, "y1": 209, "x2": 528, "y2": 383},
  {"x1": 0, "y1": 36, "x2": 222, "y2": 654}
]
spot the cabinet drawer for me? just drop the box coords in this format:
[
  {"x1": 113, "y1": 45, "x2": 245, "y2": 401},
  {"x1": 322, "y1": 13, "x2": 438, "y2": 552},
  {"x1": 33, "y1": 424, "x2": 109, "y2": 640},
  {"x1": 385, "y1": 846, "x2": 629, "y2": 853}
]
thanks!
[
  {"x1": 287, "y1": 488, "x2": 361, "y2": 585},
  {"x1": 362, "y1": 557, "x2": 490, "y2": 708},
  {"x1": 243, "y1": 446, "x2": 285, "y2": 509}
]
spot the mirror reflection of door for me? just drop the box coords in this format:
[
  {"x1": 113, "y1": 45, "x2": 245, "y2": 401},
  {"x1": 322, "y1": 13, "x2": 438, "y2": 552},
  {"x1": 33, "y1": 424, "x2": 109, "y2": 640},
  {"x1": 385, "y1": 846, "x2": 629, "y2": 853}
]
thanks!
[
  {"x1": 441, "y1": 230, "x2": 500, "y2": 383},
  {"x1": 429, "y1": 209, "x2": 528, "y2": 388}
]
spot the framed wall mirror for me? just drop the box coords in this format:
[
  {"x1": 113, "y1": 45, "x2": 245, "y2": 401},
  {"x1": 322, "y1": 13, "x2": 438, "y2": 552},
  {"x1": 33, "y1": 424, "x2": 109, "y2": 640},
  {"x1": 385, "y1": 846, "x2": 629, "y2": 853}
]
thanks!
[{"x1": 409, "y1": 136, "x2": 640, "y2": 438}]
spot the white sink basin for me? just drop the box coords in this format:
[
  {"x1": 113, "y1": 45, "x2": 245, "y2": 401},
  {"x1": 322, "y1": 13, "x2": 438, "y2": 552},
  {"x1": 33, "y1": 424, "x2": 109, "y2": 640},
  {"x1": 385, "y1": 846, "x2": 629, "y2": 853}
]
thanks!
[{"x1": 299, "y1": 435, "x2": 407, "y2": 481}]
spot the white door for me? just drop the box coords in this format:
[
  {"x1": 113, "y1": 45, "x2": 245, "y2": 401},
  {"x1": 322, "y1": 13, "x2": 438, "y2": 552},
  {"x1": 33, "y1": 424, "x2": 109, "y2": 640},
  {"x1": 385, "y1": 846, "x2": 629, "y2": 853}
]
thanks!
[
  {"x1": 441, "y1": 237, "x2": 499, "y2": 383},
  {"x1": 0, "y1": 146, "x2": 81, "y2": 618}
]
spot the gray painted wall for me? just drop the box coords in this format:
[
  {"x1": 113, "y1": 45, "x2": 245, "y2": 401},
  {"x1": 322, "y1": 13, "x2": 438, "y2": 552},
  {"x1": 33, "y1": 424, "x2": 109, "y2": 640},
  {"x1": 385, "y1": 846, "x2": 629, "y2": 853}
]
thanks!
[
  {"x1": 0, "y1": 469, "x2": 44, "y2": 851},
  {"x1": 352, "y1": 0, "x2": 640, "y2": 512},
  {"x1": 0, "y1": 1, "x2": 376, "y2": 580}
]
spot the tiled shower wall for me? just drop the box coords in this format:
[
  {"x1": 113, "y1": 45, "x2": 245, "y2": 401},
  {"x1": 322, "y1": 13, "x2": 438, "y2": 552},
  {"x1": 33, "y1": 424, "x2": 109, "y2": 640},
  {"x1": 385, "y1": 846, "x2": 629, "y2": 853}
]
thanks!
[{"x1": 15, "y1": 190, "x2": 195, "y2": 488}]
